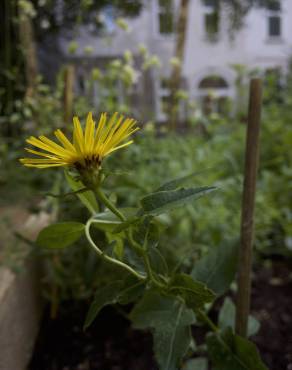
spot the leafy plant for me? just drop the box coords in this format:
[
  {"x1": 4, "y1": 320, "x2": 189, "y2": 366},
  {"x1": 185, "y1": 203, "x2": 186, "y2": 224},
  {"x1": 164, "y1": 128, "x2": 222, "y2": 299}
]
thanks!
[{"x1": 22, "y1": 112, "x2": 268, "y2": 369}]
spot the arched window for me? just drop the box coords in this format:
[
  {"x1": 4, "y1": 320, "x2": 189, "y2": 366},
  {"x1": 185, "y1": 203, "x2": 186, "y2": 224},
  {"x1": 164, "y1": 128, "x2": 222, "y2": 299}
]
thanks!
[
  {"x1": 199, "y1": 75, "x2": 228, "y2": 89},
  {"x1": 198, "y1": 75, "x2": 230, "y2": 115}
]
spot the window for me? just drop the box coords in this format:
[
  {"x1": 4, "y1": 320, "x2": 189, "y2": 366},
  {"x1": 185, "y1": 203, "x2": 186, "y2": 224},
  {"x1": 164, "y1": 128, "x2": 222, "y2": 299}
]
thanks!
[
  {"x1": 268, "y1": 16, "x2": 281, "y2": 37},
  {"x1": 198, "y1": 75, "x2": 230, "y2": 115},
  {"x1": 266, "y1": 0, "x2": 282, "y2": 39},
  {"x1": 202, "y1": 0, "x2": 219, "y2": 41},
  {"x1": 267, "y1": 0, "x2": 281, "y2": 11},
  {"x1": 199, "y1": 76, "x2": 228, "y2": 89},
  {"x1": 157, "y1": 0, "x2": 174, "y2": 35}
]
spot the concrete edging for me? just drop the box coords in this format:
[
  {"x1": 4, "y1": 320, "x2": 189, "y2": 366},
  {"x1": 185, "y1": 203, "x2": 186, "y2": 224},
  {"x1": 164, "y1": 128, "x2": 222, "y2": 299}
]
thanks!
[{"x1": 0, "y1": 211, "x2": 51, "y2": 370}]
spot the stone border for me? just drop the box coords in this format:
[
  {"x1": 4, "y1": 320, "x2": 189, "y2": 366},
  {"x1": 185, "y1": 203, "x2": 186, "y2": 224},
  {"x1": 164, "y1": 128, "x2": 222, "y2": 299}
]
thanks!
[{"x1": 0, "y1": 211, "x2": 52, "y2": 370}]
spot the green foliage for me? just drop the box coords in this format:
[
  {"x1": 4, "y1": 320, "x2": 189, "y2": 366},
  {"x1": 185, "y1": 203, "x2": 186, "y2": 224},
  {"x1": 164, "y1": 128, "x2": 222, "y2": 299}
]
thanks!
[
  {"x1": 36, "y1": 222, "x2": 85, "y2": 249},
  {"x1": 207, "y1": 328, "x2": 268, "y2": 370},
  {"x1": 65, "y1": 170, "x2": 98, "y2": 215},
  {"x1": 140, "y1": 187, "x2": 216, "y2": 216},
  {"x1": 218, "y1": 297, "x2": 260, "y2": 337},
  {"x1": 84, "y1": 276, "x2": 144, "y2": 329},
  {"x1": 130, "y1": 290, "x2": 196, "y2": 370},
  {"x1": 183, "y1": 358, "x2": 208, "y2": 370},
  {"x1": 191, "y1": 239, "x2": 238, "y2": 295},
  {"x1": 168, "y1": 273, "x2": 215, "y2": 310}
]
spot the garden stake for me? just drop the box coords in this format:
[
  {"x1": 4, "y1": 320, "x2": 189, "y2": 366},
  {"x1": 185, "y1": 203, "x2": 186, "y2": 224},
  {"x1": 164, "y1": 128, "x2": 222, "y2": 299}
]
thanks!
[{"x1": 235, "y1": 78, "x2": 263, "y2": 337}]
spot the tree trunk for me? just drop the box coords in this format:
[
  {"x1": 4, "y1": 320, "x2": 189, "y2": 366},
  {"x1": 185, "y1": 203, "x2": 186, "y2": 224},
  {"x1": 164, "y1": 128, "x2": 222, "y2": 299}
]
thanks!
[
  {"x1": 169, "y1": 0, "x2": 189, "y2": 131},
  {"x1": 18, "y1": 3, "x2": 38, "y2": 98},
  {"x1": 63, "y1": 65, "x2": 75, "y2": 125}
]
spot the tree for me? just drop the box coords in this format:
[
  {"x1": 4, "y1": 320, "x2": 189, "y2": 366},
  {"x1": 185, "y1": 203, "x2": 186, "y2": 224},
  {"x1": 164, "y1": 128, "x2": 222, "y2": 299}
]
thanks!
[{"x1": 168, "y1": 0, "x2": 279, "y2": 130}]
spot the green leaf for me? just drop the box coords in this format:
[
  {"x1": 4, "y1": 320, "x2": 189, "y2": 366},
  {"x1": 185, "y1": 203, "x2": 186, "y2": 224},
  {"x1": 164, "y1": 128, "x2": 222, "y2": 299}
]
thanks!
[
  {"x1": 156, "y1": 171, "x2": 207, "y2": 192},
  {"x1": 148, "y1": 246, "x2": 169, "y2": 276},
  {"x1": 183, "y1": 357, "x2": 208, "y2": 370},
  {"x1": 218, "y1": 297, "x2": 260, "y2": 337},
  {"x1": 112, "y1": 217, "x2": 140, "y2": 233},
  {"x1": 65, "y1": 170, "x2": 98, "y2": 214},
  {"x1": 36, "y1": 222, "x2": 85, "y2": 249},
  {"x1": 153, "y1": 321, "x2": 192, "y2": 370},
  {"x1": 140, "y1": 187, "x2": 216, "y2": 216},
  {"x1": 84, "y1": 281, "x2": 123, "y2": 329},
  {"x1": 92, "y1": 208, "x2": 138, "y2": 232},
  {"x1": 169, "y1": 273, "x2": 215, "y2": 310},
  {"x1": 207, "y1": 328, "x2": 268, "y2": 370},
  {"x1": 133, "y1": 216, "x2": 160, "y2": 249},
  {"x1": 191, "y1": 239, "x2": 238, "y2": 295},
  {"x1": 117, "y1": 276, "x2": 145, "y2": 305},
  {"x1": 91, "y1": 210, "x2": 122, "y2": 231},
  {"x1": 130, "y1": 290, "x2": 196, "y2": 370},
  {"x1": 84, "y1": 277, "x2": 145, "y2": 329}
]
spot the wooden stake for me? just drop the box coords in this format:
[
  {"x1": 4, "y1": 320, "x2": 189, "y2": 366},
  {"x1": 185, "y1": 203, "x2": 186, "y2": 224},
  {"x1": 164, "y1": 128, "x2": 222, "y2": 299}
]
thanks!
[
  {"x1": 235, "y1": 78, "x2": 263, "y2": 337},
  {"x1": 63, "y1": 65, "x2": 75, "y2": 125}
]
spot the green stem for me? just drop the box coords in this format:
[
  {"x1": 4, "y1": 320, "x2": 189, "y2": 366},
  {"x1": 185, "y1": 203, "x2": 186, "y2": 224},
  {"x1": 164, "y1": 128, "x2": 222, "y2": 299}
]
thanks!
[
  {"x1": 94, "y1": 188, "x2": 126, "y2": 221},
  {"x1": 85, "y1": 218, "x2": 145, "y2": 281},
  {"x1": 93, "y1": 187, "x2": 163, "y2": 288},
  {"x1": 196, "y1": 309, "x2": 218, "y2": 333},
  {"x1": 94, "y1": 187, "x2": 143, "y2": 254}
]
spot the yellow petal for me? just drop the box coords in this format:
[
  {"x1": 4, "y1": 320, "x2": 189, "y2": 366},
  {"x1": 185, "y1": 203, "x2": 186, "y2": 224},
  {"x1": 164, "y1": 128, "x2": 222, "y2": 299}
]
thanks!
[
  {"x1": 25, "y1": 148, "x2": 62, "y2": 160},
  {"x1": 104, "y1": 140, "x2": 134, "y2": 155},
  {"x1": 54, "y1": 129, "x2": 76, "y2": 153},
  {"x1": 73, "y1": 116, "x2": 85, "y2": 154},
  {"x1": 84, "y1": 112, "x2": 95, "y2": 154}
]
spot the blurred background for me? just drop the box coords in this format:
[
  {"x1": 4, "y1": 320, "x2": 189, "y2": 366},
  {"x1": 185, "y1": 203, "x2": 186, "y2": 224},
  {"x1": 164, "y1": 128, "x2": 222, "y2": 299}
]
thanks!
[{"x1": 0, "y1": 1, "x2": 292, "y2": 370}]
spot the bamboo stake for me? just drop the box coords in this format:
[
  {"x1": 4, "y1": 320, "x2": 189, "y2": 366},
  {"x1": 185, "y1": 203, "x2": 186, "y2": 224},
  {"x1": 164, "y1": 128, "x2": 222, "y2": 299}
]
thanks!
[
  {"x1": 235, "y1": 78, "x2": 263, "y2": 337},
  {"x1": 63, "y1": 65, "x2": 75, "y2": 125}
]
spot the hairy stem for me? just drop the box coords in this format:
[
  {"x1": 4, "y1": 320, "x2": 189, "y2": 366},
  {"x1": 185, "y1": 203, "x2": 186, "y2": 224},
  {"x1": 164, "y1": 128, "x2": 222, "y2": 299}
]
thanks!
[
  {"x1": 95, "y1": 187, "x2": 126, "y2": 221},
  {"x1": 196, "y1": 309, "x2": 218, "y2": 333},
  {"x1": 85, "y1": 218, "x2": 145, "y2": 281}
]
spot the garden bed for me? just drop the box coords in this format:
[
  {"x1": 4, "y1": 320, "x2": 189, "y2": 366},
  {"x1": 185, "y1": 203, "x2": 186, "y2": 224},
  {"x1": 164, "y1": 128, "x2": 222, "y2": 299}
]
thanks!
[{"x1": 29, "y1": 258, "x2": 292, "y2": 370}]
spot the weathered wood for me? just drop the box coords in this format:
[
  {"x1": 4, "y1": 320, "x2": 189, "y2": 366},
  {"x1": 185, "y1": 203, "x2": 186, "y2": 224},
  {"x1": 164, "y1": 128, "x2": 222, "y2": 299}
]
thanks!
[
  {"x1": 63, "y1": 65, "x2": 75, "y2": 124},
  {"x1": 235, "y1": 78, "x2": 263, "y2": 337}
]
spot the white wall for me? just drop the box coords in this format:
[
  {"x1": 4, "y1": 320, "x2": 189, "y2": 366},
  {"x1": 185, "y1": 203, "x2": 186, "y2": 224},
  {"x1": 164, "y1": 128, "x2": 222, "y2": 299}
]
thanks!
[{"x1": 60, "y1": 0, "x2": 292, "y2": 118}]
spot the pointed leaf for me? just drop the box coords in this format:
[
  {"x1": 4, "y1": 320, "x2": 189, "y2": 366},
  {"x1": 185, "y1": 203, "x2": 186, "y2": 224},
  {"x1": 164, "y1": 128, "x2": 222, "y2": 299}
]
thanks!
[
  {"x1": 130, "y1": 290, "x2": 196, "y2": 370},
  {"x1": 207, "y1": 328, "x2": 268, "y2": 370},
  {"x1": 91, "y1": 208, "x2": 138, "y2": 232},
  {"x1": 84, "y1": 277, "x2": 145, "y2": 329},
  {"x1": 36, "y1": 222, "x2": 85, "y2": 249},
  {"x1": 191, "y1": 239, "x2": 238, "y2": 295},
  {"x1": 84, "y1": 281, "x2": 123, "y2": 329},
  {"x1": 169, "y1": 273, "x2": 215, "y2": 310},
  {"x1": 156, "y1": 171, "x2": 206, "y2": 192},
  {"x1": 141, "y1": 186, "x2": 216, "y2": 216}
]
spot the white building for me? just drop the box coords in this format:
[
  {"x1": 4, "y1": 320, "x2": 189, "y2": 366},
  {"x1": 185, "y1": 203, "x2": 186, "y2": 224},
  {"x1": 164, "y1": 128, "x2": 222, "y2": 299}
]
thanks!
[{"x1": 60, "y1": 0, "x2": 292, "y2": 121}]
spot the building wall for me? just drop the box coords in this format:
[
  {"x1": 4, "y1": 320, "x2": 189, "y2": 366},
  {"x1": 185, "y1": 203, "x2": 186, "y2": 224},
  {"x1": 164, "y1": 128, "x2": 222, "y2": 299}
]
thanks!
[{"x1": 60, "y1": 0, "x2": 292, "y2": 120}]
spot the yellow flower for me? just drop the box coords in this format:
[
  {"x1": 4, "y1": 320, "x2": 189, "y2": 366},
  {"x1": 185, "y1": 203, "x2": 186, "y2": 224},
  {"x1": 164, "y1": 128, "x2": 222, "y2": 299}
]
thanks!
[{"x1": 20, "y1": 112, "x2": 139, "y2": 170}]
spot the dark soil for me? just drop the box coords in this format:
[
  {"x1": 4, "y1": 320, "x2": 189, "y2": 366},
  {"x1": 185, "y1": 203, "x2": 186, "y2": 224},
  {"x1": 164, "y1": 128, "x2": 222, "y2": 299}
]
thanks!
[
  {"x1": 29, "y1": 304, "x2": 158, "y2": 370},
  {"x1": 29, "y1": 260, "x2": 292, "y2": 370},
  {"x1": 251, "y1": 259, "x2": 292, "y2": 370}
]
